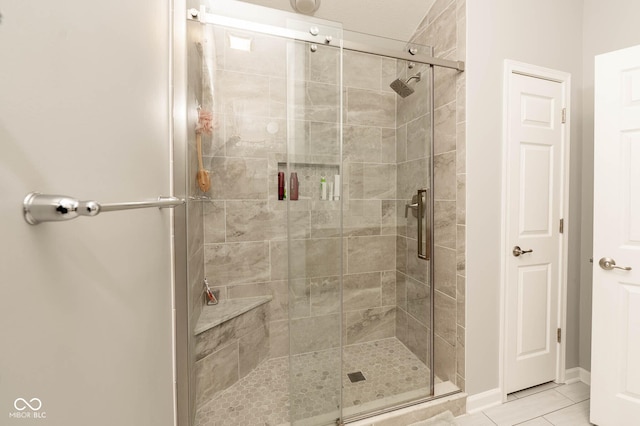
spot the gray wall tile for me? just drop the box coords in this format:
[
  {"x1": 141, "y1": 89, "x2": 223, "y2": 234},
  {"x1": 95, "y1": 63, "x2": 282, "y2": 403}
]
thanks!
[
  {"x1": 343, "y1": 272, "x2": 382, "y2": 311},
  {"x1": 203, "y1": 201, "x2": 225, "y2": 244},
  {"x1": 457, "y1": 173, "x2": 466, "y2": 225},
  {"x1": 239, "y1": 324, "x2": 270, "y2": 378},
  {"x1": 195, "y1": 342, "x2": 239, "y2": 406},
  {"x1": 406, "y1": 276, "x2": 430, "y2": 326},
  {"x1": 225, "y1": 200, "x2": 285, "y2": 242},
  {"x1": 397, "y1": 158, "x2": 429, "y2": 201},
  {"x1": 309, "y1": 45, "x2": 339, "y2": 84},
  {"x1": 434, "y1": 66, "x2": 458, "y2": 109},
  {"x1": 344, "y1": 50, "x2": 382, "y2": 91},
  {"x1": 396, "y1": 271, "x2": 407, "y2": 311},
  {"x1": 434, "y1": 246, "x2": 456, "y2": 298},
  {"x1": 218, "y1": 70, "x2": 270, "y2": 117},
  {"x1": 457, "y1": 275, "x2": 466, "y2": 327},
  {"x1": 434, "y1": 290, "x2": 457, "y2": 346},
  {"x1": 396, "y1": 235, "x2": 407, "y2": 274},
  {"x1": 434, "y1": 335, "x2": 455, "y2": 383},
  {"x1": 343, "y1": 125, "x2": 382, "y2": 163},
  {"x1": 347, "y1": 88, "x2": 395, "y2": 127},
  {"x1": 289, "y1": 278, "x2": 310, "y2": 319},
  {"x1": 434, "y1": 152, "x2": 456, "y2": 200},
  {"x1": 195, "y1": 303, "x2": 268, "y2": 360},
  {"x1": 346, "y1": 306, "x2": 395, "y2": 344},
  {"x1": 407, "y1": 114, "x2": 430, "y2": 160},
  {"x1": 364, "y1": 164, "x2": 396, "y2": 200},
  {"x1": 381, "y1": 270, "x2": 397, "y2": 306},
  {"x1": 269, "y1": 319, "x2": 290, "y2": 359},
  {"x1": 434, "y1": 200, "x2": 456, "y2": 249},
  {"x1": 310, "y1": 276, "x2": 341, "y2": 316},
  {"x1": 205, "y1": 241, "x2": 270, "y2": 286},
  {"x1": 347, "y1": 236, "x2": 395, "y2": 274},
  {"x1": 434, "y1": 101, "x2": 456, "y2": 154},
  {"x1": 396, "y1": 124, "x2": 407, "y2": 163},
  {"x1": 223, "y1": 115, "x2": 286, "y2": 158},
  {"x1": 208, "y1": 157, "x2": 268, "y2": 200},
  {"x1": 398, "y1": 309, "x2": 429, "y2": 364}
]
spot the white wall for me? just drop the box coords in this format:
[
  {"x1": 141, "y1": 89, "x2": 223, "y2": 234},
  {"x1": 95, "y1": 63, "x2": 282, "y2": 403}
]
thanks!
[
  {"x1": 0, "y1": 1, "x2": 176, "y2": 425},
  {"x1": 238, "y1": 0, "x2": 435, "y2": 41},
  {"x1": 466, "y1": 0, "x2": 584, "y2": 395},
  {"x1": 579, "y1": 0, "x2": 640, "y2": 372}
]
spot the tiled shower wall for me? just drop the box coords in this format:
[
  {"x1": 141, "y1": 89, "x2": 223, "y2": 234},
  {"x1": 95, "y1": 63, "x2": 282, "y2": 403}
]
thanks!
[
  {"x1": 408, "y1": 0, "x2": 466, "y2": 389},
  {"x1": 194, "y1": 26, "x2": 400, "y2": 365}
]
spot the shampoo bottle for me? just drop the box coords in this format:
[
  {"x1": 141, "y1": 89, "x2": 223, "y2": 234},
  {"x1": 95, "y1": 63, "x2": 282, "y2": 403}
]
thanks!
[
  {"x1": 320, "y1": 176, "x2": 327, "y2": 201},
  {"x1": 290, "y1": 172, "x2": 299, "y2": 200},
  {"x1": 278, "y1": 172, "x2": 285, "y2": 200}
]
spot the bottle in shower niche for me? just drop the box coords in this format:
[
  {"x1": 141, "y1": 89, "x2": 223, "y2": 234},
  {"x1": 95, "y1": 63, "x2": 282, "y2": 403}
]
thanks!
[
  {"x1": 320, "y1": 176, "x2": 327, "y2": 200},
  {"x1": 290, "y1": 172, "x2": 299, "y2": 200},
  {"x1": 278, "y1": 171, "x2": 285, "y2": 200}
]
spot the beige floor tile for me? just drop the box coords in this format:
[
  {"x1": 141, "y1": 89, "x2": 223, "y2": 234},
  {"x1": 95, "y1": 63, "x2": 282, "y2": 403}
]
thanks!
[
  {"x1": 518, "y1": 417, "x2": 553, "y2": 425},
  {"x1": 483, "y1": 390, "x2": 572, "y2": 426},
  {"x1": 455, "y1": 412, "x2": 496, "y2": 425},
  {"x1": 554, "y1": 382, "x2": 590, "y2": 403},
  {"x1": 543, "y1": 400, "x2": 592, "y2": 426}
]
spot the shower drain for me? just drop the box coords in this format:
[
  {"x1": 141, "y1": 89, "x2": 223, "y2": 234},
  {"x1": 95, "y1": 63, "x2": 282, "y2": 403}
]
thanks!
[{"x1": 347, "y1": 371, "x2": 366, "y2": 383}]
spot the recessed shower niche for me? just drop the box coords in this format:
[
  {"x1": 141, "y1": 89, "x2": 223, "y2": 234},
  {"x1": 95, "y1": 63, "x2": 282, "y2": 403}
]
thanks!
[{"x1": 179, "y1": 1, "x2": 466, "y2": 424}]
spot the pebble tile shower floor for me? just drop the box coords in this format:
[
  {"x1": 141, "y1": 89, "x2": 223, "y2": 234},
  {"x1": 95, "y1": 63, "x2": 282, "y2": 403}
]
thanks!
[{"x1": 195, "y1": 337, "x2": 432, "y2": 426}]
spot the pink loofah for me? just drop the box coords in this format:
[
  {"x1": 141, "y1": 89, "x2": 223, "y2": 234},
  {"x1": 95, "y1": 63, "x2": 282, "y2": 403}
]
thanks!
[{"x1": 196, "y1": 108, "x2": 214, "y2": 134}]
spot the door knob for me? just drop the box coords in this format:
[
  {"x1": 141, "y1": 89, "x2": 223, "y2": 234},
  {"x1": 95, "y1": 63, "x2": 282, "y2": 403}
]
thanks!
[
  {"x1": 512, "y1": 246, "x2": 533, "y2": 257},
  {"x1": 598, "y1": 257, "x2": 632, "y2": 271}
]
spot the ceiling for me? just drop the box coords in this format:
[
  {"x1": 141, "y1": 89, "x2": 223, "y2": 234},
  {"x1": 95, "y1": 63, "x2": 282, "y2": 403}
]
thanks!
[{"x1": 235, "y1": 0, "x2": 437, "y2": 41}]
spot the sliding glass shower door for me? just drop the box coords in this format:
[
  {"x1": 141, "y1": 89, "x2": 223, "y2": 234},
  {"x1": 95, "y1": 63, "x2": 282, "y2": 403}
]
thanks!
[
  {"x1": 285, "y1": 26, "x2": 345, "y2": 425},
  {"x1": 184, "y1": 2, "x2": 460, "y2": 424}
]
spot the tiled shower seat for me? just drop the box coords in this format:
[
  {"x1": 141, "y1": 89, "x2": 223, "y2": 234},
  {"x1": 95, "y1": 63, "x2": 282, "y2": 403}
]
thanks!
[{"x1": 194, "y1": 296, "x2": 272, "y2": 407}]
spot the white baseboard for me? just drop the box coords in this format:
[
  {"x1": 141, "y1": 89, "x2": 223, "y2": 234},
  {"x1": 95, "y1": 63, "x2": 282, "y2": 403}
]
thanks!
[
  {"x1": 466, "y1": 370, "x2": 591, "y2": 415},
  {"x1": 564, "y1": 367, "x2": 591, "y2": 385},
  {"x1": 466, "y1": 388, "x2": 502, "y2": 413}
]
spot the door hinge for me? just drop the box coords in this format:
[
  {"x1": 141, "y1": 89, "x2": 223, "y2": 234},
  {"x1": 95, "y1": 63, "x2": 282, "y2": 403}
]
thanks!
[
  {"x1": 562, "y1": 108, "x2": 567, "y2": 123},
  {"x1": 557, "y1": 328, "x2": 562, "y2": 343},
  {"x1": 559, "y1": 218, "x2": 564, "y2": 234}
]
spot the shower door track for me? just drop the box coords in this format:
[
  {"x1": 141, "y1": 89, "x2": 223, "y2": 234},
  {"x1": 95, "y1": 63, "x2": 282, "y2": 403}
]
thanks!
[{"x1": 187, "y1": 9, "x2": 465, "y2": 71}]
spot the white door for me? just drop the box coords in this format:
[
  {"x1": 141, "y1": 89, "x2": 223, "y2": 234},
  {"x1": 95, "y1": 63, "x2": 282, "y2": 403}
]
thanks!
[
  {"x1": 505, "y1": 69, "x2": 567, "y2": 394},
  {"x1": 592, "y1": 44, "x2": 640, "y2": 425}
]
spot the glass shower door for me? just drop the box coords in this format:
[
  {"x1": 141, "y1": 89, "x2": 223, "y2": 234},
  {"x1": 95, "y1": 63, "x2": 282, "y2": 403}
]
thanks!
[
  {"x1": 338, "y1": 45, "x2": 435, "y2": 420},
  {"x1": 285, "y1": 25, "x2": 345, "y2": 426},
  {"x1": 186, "y1": 2, "x2": 462, "y2": 424}
]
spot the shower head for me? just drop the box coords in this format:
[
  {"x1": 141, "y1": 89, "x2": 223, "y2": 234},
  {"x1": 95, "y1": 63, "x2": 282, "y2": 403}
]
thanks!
[{"x1": 390, "y1": 72, "x2": 422, "y2": 98}]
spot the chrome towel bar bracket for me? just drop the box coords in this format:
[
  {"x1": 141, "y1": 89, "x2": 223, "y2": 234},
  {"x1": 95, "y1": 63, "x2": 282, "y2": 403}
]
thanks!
[{"x1": 23, "y1": 192, "x2": 185, "y2": 225}]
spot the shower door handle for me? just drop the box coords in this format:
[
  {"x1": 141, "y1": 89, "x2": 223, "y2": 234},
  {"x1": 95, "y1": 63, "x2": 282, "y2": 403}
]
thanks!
[{"x1": 417, "y1": 188, "x2": 430, "y2": 260}]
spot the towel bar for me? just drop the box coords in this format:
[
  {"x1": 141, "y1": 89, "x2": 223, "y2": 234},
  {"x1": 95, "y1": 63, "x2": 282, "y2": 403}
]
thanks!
[{"x1": 23, "y1": 192, "x2": 184, "y2": 225}]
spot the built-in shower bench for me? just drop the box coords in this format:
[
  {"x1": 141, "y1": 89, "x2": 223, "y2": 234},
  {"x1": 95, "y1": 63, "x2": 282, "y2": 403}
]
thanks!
[
  {"x1": 194, "y1": 296, "x2": 272, "y2": 406},
  {"x1": 195, "y1": 296, "x2": 272, "y2": 335}
]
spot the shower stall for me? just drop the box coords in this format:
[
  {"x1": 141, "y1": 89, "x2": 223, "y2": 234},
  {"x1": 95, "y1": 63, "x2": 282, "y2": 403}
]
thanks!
[{"x1": 176, "y1": 1, "x2": 465, "y2": 424}]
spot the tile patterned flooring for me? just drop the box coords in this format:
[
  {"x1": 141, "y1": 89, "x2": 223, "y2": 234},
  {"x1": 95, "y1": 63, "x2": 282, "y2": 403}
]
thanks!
[
  {"x1": 455, "y1": 381, "x2": 592, "y2": 426},
  {"x1": 195, "y1": 337, "x2": 435, "y2": 426}
]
